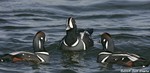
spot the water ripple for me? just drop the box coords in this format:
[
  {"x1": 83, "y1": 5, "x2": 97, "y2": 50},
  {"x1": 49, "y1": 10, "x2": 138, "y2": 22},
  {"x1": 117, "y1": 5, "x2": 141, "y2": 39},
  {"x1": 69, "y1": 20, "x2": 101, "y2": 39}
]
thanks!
[{"x1": 0, "y1": 0, "x2": 150, "y2": 73}]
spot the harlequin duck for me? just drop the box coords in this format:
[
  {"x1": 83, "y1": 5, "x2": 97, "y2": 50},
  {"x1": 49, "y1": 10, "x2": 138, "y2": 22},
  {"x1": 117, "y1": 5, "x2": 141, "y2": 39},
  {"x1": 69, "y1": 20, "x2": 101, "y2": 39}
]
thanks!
[
  {"x1": 97, "y1": 32, "x2": 149, "y2": 67},
  {"x1": 0, "y1": 31, "x2": 50, "y2": 64},
  {"x1": 60, "y1": 17, "x2": 94, "y2": 51}
]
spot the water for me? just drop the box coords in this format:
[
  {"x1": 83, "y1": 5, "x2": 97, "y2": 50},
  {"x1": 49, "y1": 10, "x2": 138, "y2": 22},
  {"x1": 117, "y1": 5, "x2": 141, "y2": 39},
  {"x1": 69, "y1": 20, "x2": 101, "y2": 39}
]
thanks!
[{"x1": 0, "y1": 0, "x2": 150, "y2": 73}]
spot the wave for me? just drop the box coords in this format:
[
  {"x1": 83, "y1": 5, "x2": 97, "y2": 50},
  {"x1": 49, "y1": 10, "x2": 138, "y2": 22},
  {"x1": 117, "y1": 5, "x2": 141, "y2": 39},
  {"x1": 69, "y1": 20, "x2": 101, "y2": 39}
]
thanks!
[
  {"x1": 14, "y1": 14, "x2": 35, "y2": 17},
  {"x1": 77, "y1": 14, "x2": 136, "y2": 19},
  {"x1": 0, "y1": 26, "x2": 33, "y2": 29},
  {"x1": 88, "y1": 0, "x2": 150, "y2": 10},
  {"x1": 0, "y1": 18, "x2": 8, "y2": 23}
]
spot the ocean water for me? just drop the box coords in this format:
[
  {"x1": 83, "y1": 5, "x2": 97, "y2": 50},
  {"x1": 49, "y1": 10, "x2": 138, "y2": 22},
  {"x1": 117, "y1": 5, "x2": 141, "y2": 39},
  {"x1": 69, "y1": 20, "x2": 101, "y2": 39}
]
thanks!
[{"x1": 0, "y1": 0, "x2": 150, "y2": 73}]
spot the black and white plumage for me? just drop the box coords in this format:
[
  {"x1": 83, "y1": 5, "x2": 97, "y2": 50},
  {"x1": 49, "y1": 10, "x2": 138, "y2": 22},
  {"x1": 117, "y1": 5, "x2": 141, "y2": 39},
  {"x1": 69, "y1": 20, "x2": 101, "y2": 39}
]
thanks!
[
  {"x1": 0, "y1": 31, "x2": 50, "y2": 64},
  {"x1": 100, "y1": 33, "x2": 114, "y2": 52},
  {"x1": 97, "y1": 33, "x2": 149, "y2": 67},
  {"x1": 60, "y1": 17, "x2": 94, "y2": 51}
]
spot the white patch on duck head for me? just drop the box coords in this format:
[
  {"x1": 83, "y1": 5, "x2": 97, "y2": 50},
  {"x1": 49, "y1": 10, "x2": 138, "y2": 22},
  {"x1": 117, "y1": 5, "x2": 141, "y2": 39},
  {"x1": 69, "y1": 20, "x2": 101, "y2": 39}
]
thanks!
[
  {"x1": 103, "y1": 39, "x2": 106, "y2": 42},
  {"x1": 41, "y1": 37, "x2": 43, "y2": 40},
  {"x1": 105, "y1": 41, "x2": 108, "y2": 49},
  {"x1": 102, "y1": 39, "x2": 108, "y2": 49},
  {"x1": 66, "y1": 18, "x2": 74, "y2": 30},
  {"x1": 41, "y1": 36, "x2": 47, "y2": 42},
  {"x1": 69, "y1": 18, "x2": 73, "y2": 28},
  {"x1": 39, "y1": 40, "x2": 41, "y2": 49}
]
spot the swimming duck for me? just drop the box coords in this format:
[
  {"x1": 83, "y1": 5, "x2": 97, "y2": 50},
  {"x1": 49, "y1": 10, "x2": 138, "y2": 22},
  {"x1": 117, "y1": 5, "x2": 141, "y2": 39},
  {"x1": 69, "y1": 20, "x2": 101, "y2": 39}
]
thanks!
[
  {"x1": 97, "y1": 32, "x2": 149, "y2": 67},
  {"x1": 0, "y1": 31, "x2": 50, "y2": 64},
  {"x1": 60, "y1": 17, "x2": 94, "y2": 51}
]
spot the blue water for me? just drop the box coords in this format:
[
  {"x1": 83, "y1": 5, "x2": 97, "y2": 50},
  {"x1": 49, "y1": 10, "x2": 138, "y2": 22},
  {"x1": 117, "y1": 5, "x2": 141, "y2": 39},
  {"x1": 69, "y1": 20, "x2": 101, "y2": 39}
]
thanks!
[{"x1": 0, "y1": 0, "x2": 150, "y2": 73}]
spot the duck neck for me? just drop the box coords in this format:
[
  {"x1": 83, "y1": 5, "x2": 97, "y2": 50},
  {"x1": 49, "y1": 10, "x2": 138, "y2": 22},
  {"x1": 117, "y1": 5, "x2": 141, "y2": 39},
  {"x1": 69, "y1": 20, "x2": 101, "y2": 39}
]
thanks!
[{"x1": 65, "y1": 29, "x2": 78, "y2": 46}]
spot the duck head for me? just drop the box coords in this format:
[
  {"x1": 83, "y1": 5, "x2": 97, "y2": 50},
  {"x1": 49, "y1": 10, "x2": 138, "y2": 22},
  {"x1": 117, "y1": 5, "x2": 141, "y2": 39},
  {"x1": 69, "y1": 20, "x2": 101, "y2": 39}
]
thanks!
[
  {"x1": 101, "y1": 32, "x2": 115, "y2": 52},
  {"x1": 33, "y1": 31, "x2": 46, "y2": 52},
  {"x1": 65, "y1": 17, "x2": 78, "y2": 46},
  {"x1": 66, "y1": 17, "x2": 77, "y2": 31}
]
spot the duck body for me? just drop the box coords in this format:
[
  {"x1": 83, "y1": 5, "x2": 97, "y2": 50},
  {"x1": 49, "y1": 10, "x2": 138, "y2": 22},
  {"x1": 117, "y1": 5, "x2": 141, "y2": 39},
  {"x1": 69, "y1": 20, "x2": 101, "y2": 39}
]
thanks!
[
  {"x1": 97, "y1": 32, "x2": 149, "y2": 67},
  {"x1": 61, "y1": 37, "x2": 85, "y2": 51},
  {"x1": 97, "y1": 51, "x2": 149, "y2": 67},
  {"x1": 0, "y1": 31, "x2": 50, "y2": 64},
  {"x1": 60, "y1": 17, "x2": 93, "y2": 51}
]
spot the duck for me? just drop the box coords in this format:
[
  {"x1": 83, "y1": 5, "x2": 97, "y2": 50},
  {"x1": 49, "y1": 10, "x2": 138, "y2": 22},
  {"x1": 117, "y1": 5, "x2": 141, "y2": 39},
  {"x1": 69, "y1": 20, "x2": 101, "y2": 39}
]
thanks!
[
  {"x1": 97, "y1": 32, "x2": 149, "y2": 68},
  {"x1": 0, "y1": 31, "x2": 50, "y2": 64},
  {"x1": 60, "y1": 17, "x2": 94, "y2": 51}
]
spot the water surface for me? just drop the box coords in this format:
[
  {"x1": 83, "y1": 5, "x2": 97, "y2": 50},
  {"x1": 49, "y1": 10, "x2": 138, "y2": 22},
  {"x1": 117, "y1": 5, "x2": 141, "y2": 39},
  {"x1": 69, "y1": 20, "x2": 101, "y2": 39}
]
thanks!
[{"x1": 0, "y1": 0, "x2": 150, "y2": 73}]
